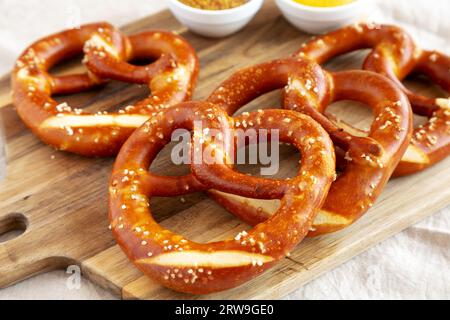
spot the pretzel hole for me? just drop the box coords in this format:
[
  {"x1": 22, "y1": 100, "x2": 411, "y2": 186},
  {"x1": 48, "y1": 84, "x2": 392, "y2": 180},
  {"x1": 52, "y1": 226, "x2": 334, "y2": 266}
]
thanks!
[
  {"x1": 150, "y1": 193, "x2": 209, "y2": 224},
  {"x1": 147, "y1": 136, "x2": 209, "y2": 222},
  {"x1": 157, "y1": 195, "x2": 250, "y2": 243},
  {"x1": 323, "y1": 50, "x2": 371, "y2": 72},
  {"x1": 0, "y1": 213, "x2": 28, "y2": 244},
  {"x1": 235, "y1": 143, "x2": 300, "y2": 179},
  {"x1": 49, "y1": 53, "x2": 153, "y2": 113},
  {"x1": 53, "y1": 80, "x2": 150, "y2": 114},
  {"x1": 129, "y1": 56, "x2": 161, "y2": 67},
  {"x1": 326, "y1": 100, "x2": 374, "y2": 135},
  {"x1": 404, "y1": 74, "x2": 448, "y2": 127},
  {"x1": 412, "y1": 114, "x2": 429, "y2": 128},
  {"x1": 49, "y1": 53, "x2": 86, "y2": 77},
  {"x1": 150, "y1": 137, "x2": 192, "y2": 177},
  {"x1": 404, "y1": 74, "x2": 449, "y2": 100}
]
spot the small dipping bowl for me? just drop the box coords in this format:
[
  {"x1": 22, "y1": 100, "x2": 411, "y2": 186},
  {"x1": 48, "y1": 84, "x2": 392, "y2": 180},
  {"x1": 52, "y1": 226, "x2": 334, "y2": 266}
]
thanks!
[
  {"x1": 168, "y1": 0, "x2": 264, "y2": 38},
  {"x1": 275, "y1": 0, "x2": 370, "y2": 34}
]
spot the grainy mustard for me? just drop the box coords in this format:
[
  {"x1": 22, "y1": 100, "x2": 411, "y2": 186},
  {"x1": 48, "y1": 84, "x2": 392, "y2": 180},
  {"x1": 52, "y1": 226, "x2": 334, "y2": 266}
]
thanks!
[{"x1": 178, "y1": 0, "x2": 248, "y2": 10}]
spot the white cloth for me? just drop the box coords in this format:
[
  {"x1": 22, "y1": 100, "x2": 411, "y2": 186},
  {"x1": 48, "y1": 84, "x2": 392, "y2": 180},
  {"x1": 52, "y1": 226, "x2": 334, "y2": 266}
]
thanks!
[{"x1": 0, "y1": 0, "x2": 448, "y2": 300}]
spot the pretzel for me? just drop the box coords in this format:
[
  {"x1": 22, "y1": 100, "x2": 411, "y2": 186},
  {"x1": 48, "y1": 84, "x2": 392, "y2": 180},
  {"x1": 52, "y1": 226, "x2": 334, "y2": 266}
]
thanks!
[
  {"x1": 387, "y1": 50, "x2": 450, "y2": 176},
  {"x1": 295, "y1": 23, "x2": 450, "y2": 176},
  {"x1": 109, "y1": 101, "x2": 335, "y2": 294},
  {"x1": 207, "y1": 57, "x2": 412, "y2": 235},
  {"x1": 84, "y1": 29, "x2": 199, "y2": 114},
  {"x1": 12, "y1": 23, "x2": 198, "y2": 156}
]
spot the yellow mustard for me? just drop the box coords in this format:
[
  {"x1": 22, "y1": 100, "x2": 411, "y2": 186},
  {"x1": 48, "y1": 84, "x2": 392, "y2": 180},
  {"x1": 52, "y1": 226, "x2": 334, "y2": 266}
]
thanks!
[{"x1": 292, "y1": 0, "x2": 356, "y2": 8}]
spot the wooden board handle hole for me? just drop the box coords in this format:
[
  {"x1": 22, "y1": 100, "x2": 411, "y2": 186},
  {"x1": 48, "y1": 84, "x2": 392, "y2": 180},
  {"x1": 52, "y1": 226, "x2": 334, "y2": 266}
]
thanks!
[{"x1": 0, "y1": 213, "x2": 28, "y2": 244}]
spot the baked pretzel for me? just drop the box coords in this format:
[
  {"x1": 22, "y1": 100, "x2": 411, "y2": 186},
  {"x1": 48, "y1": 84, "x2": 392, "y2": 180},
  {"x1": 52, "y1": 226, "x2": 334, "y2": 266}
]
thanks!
[
  {"x1": 84, "y1": 29, "x2": 199, "y2": 116},
  {"x1": 396, "y1": 51, "x2": 450, "y2": 176},
  {"x1": 207, "y1": 57, "x2": 412, "y2": 235},
  {"x1": 109, "y1": 101, "x2": 335, "y2": 294},
  {"x1": 295, "y1": 23, "x2": 450, "y2": 176},
  {"x1": 12, "y1": 23, "x2": 198, "y2": 156}
]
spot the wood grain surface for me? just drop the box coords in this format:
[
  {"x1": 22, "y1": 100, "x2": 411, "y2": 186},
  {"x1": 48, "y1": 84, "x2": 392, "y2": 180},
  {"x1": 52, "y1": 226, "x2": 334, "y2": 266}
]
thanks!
[{"x1": 0, "y1": 1, "x2": 449, "y2": 299}]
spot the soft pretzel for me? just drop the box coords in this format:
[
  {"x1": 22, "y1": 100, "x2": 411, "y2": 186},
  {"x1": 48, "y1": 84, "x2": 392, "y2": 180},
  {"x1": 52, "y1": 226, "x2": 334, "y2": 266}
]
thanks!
[
  {"x1": 389, "y1": 50, "x2": 450, "y2": 176},
  {"x1": 109, "y1": 101, "x2": 335, "y2": 294},
  {"x1": 84, "y1": 29, "x2": 199, "y2": 115},
  {"x1": 12, "y1": 23, "x2": 198, "y2": 156},
  {"x1": 295, "y1": 23, "x2": 450, "y2": 176},
  {"x1": 207, "y1": 57, "x2": 412, "y2": 235}
]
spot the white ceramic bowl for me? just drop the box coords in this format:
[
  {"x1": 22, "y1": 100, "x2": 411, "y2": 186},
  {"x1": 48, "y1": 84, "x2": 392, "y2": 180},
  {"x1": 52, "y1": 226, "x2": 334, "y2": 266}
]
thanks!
[
  {"x1": 275, "y1": 0, "x2": 370, "y2": 34},
  {"x1": 168, "y1": 0, "x2": 264, "y2": 38}
]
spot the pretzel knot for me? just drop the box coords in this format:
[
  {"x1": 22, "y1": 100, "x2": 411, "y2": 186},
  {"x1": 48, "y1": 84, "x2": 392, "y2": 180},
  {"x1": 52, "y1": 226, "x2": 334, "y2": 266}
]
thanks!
[
  {"x1": 109, "y1": 101, "x2": 335, "y2": 294},
  {"x1": 295, "y1": 23, "x2": 450, "y2": 176},
  {"x1": 12, "y1": 23, "x2": 199, "y2": 156},
  {"x1": 206, "y1": 57, "x2": 412, "y2": 235}
]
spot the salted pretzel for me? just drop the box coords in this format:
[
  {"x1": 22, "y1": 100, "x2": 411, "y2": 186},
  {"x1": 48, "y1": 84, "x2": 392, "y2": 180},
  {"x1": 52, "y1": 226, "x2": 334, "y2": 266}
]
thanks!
[
  {"x1": 84, "y1": 29, "x2": 199, "y2": 116},
  {"x1": 295, "y1": 23, "x2": 450, "y2": 176},
  {"x1": 12, "y1": 23, "x2": 198, "y2": 156},
  {"x1": 207, "y1": 57, "x2": 412, "y2": 235},
  {"x1": 109, "y1": 101, "x2": 335, "y2": 294}
]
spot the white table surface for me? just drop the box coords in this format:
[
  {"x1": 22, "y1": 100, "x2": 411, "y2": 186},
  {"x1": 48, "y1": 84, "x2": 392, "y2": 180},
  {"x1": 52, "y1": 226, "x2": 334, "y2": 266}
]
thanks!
[{"x1": 0, "y1": 0, "x2": 449, "y2": 300}]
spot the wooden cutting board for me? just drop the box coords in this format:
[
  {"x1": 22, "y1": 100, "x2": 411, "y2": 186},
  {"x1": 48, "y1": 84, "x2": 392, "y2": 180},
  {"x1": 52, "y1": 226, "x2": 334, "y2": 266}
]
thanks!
[{"x1": 0, "y1": 1, "x2": 449, "y2": 300}]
